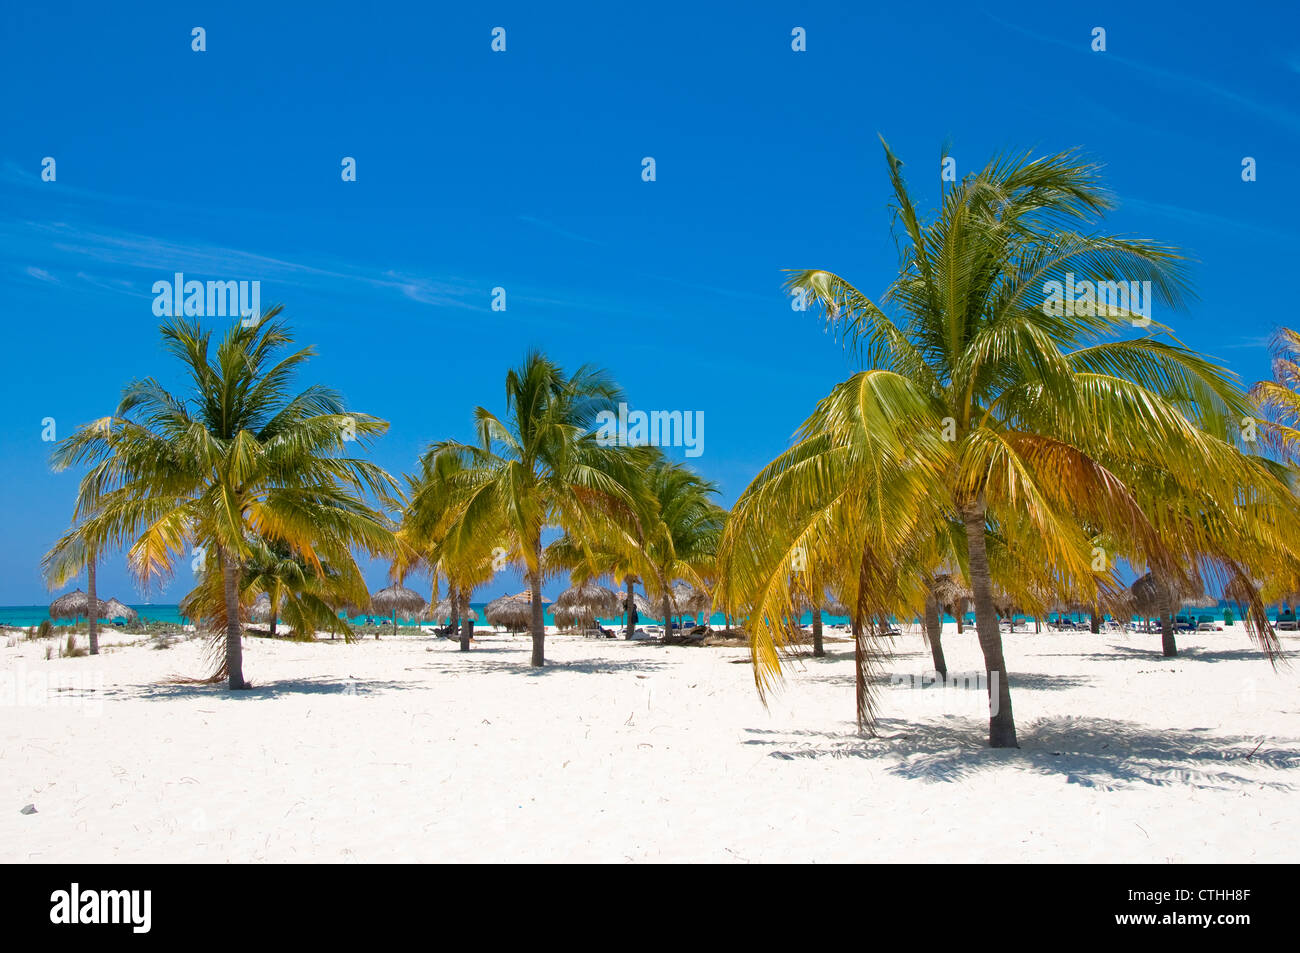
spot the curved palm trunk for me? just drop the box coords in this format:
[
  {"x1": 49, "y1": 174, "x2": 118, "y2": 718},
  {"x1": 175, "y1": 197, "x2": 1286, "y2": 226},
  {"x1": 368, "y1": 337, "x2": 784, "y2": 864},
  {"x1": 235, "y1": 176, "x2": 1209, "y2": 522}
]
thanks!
[
  {"x1": 661, "y1": 591, "x2": 673, "y2": 641},
  {"x1": 1089, "y1": 607, "x2": 1100, "y2": 634},
  {"x1": 87, "y1": 558, "x2": 100, "y2": 656},
  {"x1": 811, "y1": 608, "x2": 824, "y2": 657},
  {"x1": 222, "y1": 551, "x2": 249, "y2": 689},
  {"x1": 269, "y1": 580, "x2": 280, "y2": 639},
  {"x1": 923, "y1": 596, "x2": 946, "y2": 679},
  {"x1": 961, "y1": 505, "x2": 1018, "y2": 748},
  {"x1": 529, "y1": 534, "x2": 545, "y2": 667}
]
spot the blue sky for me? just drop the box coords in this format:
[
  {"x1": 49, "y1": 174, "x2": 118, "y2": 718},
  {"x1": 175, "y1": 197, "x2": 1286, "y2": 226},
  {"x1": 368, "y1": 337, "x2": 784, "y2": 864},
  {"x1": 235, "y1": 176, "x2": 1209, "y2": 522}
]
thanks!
[{"x1": 1, "y1": 1, "x2": 1297, "y2": 605}]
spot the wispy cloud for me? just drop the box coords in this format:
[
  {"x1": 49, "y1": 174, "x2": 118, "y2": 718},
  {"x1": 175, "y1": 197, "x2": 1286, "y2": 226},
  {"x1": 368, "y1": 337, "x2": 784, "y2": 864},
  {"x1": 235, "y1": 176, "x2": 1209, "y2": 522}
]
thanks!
[
  {"x1": 518, "y1": 215, "x2": 606, "y2": 246},
  {"x1": 1221, "y1": 335, "x2": 1273, "y2": 350},
  {"x1": 982, "y1": 11, "x2": 1300, "y2": 135},
  {"x1": 1119, "y1": 198, "x2": 1297, "y2": 244},
  {"x1": 0, "y1": 218, "x2": 486, "y2": 311}
]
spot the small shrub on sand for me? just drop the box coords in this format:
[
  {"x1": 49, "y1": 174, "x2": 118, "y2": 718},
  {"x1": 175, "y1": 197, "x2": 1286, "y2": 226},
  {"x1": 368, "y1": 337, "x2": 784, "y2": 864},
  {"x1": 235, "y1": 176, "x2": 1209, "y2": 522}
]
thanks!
[{"x1": 61, "y1": 633, "x2": 87, "y2": 658}]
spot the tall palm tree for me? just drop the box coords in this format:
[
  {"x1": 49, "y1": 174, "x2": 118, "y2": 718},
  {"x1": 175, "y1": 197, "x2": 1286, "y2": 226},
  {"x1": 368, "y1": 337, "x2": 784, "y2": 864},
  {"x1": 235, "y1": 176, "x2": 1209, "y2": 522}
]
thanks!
[
  {"x1": 418, "y1": 351, "x2": 647, "y2": 666},
  {"x1": 1250, "y1": 327, "x2": 1300, "y2": 461},
  {"x1": 43, "y1": 308, "x2": 399, "y2": 688},
  {"x1": 728, "y1": 141, "x2": 1282, "y2": 746},
  {"x1": 403, "y1": 450, "x2": 517, "y2": 651},
  {"x1": 637, "y1": 460, "x2": 725, "y2": 639},
  {"x1": 42, "y1": 528, "x2": 103, "y2": 655}
]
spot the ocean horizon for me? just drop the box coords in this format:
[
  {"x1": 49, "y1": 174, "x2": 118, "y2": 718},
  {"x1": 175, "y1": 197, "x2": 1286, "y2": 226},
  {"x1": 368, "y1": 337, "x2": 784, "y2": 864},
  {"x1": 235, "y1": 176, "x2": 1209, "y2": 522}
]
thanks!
[{"x1": 1, "y1": 601, "x2": 1286, "y2": 629}]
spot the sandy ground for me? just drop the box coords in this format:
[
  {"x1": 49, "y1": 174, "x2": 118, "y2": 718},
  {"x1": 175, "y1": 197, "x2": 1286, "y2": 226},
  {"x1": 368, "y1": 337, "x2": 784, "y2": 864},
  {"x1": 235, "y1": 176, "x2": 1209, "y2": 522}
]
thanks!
[{"x1": 2, "y1": 622, "x2": 1297, "y2": 863}]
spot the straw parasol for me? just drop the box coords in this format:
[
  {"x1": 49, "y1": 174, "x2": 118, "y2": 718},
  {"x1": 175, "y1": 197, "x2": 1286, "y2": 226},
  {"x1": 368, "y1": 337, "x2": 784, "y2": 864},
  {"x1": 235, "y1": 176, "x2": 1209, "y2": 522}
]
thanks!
[
  {"x1": 553, "y1": 581, "x2": 621, "y2": 629},
  {"x1": 483, "y1": 590, "x2": 551, "y2": 629},
  {"x1": 370, "y1": 584, "x2": 428, "y2": 636},
  {"x1": 102, "y1": 598, "x2": 138, "y2": 623},
  {"x1": 249, "y1": 591, "x2": 284, "y2": 624},
  {"x1": 667, "y1": 581, "x2": 710, "y2": 621},
  {"x1": 797, "y1": 588, "x2": 849, "y2": 617},
  {"x1": 627, "y1": 591, "x2": 655, "y2": 616},
  {"x1": 49, "y1": 589, "x2": 108, "y2": 621},
  {"x1": 821, "y1": 593, "x2": 850, "y2": 616},
  {"x1": 426, "y1": 598, "x2": 478, "y2": 623}
]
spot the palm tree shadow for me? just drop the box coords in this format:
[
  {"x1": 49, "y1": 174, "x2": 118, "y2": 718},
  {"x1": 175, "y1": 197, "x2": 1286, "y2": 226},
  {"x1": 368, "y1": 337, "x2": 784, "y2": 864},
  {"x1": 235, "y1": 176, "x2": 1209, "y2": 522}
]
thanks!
[
  {"x1": 812, "y1": 671, "x2": 1092, "y2": 691},
  {"x1": 416, "y1": 656, "x2": 670, "y2": 677},
  {"x1": 745, "y1": 716, "x2": 1300, "y2": 791},
  {"x1": 1048, "y1": 644, "x2": 1287, "y2": 664},
  {"x1": 113, "y1": 675, "x2": 422, "y2": 700}
]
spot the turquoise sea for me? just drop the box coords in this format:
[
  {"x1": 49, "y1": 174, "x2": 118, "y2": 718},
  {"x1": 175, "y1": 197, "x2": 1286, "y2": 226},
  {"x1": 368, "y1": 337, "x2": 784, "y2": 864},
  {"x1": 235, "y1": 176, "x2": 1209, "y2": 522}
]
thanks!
[{"x1": 1, "y1": 601, "x2": 1290, "y2": 629}]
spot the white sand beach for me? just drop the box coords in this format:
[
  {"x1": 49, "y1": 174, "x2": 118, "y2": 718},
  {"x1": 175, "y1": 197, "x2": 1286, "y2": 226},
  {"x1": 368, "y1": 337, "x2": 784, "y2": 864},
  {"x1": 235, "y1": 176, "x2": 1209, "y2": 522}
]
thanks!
[{"x1": 3, "y1": 624, "x2": 1297, "y2": 863}]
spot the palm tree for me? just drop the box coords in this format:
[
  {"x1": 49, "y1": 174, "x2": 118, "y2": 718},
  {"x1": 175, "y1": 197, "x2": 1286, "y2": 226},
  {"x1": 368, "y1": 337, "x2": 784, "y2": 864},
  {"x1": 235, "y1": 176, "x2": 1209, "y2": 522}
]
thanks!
[
  {"x1": 1250, "y1": 327, "x2": 1300, "y2": 461},
  {"x1": 399, "y1": 452, "x2": 500, "y2": 650},
  {"x1": 728, "y1": 141, "x2": 1281, "y2": 746},
  {"x1": 43, "y1": 308, "x2": 399, "y2": 688},
  {"x1": 41, "y1": 528, "x2": 103, "y2": 655},
  {"x1": 240, "y1": 535, "x2": 369, "y2": 640},
  {"x1": 635, "y1": 460, "x2": 724, "y2": 639},
  {"x1": 418, "y1": 351, "x2": 647, "y2": 666}
]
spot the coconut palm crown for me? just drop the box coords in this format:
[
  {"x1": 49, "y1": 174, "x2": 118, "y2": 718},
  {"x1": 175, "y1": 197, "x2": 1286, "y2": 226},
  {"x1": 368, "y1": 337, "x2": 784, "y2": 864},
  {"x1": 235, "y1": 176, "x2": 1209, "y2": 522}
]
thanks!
[{"x1": 43, "y1": 307, "x2": 399, "y2": 688}]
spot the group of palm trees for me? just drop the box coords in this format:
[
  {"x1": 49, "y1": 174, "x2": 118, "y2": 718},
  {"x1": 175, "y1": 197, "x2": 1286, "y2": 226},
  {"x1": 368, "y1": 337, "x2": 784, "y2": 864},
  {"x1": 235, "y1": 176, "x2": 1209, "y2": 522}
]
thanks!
[{"x1": 41, "y1": 141, "x2": 1300, "y2": 750}]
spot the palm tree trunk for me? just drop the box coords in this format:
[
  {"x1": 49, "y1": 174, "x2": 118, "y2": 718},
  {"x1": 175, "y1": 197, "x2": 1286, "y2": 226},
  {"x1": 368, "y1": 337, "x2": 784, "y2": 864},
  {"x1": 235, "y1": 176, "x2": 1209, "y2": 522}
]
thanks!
[
  {"x1": 269, "y1": 580, "x2": 280, "y2": 639},
  {"x1": 852, "y1": 612, "x2": 871, "y2": 731},
  {"x1": 87, "y1": 558, "x2": 100, "y2": 656},
  {"x1": 662, "y1": 591, "x2": 673, "y2": 641},
  {"x1": 449, "y1": 582, "x2": 460, "y2": 636},
  {"x1": 961, "y1": 504, "x2": 1018, "y2": 748},
  {"x1": 624, "y1": 577, "x2": 636, "y2": 639},
  {"x1": 1161, "y1": 594, "x2": 1178, "y2": 657},
  {"x1": 529, "y1": 534, "x2": 545, "y2": 666},
  {"x1": 1089, "y1": 606, "x2": 1100, "y2": 634},
  {"x1": 458, "y1": 587, "x2": 472, "y2": 652},
  {"x1": 221, "y1": 551, "x2": 249, "y2": 689},
  {"x1": 811, "y1": 608, "x2": 824, "y2": 657},
  {"x1": 955, "y1": 607, "x2": 963, "y2": 634},
  {"x1": 924, "y1": 596, "x2": 946, "y2": 679}
]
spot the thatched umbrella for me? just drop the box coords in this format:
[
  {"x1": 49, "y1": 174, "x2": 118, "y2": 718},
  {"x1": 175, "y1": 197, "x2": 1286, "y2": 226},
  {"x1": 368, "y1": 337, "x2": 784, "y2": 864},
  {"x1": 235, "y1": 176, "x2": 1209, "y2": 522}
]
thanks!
[
  {"x1": 1128, "y1": 571, "x2": 1207, "y2": 655},
  {"x1": 426, "y1": 598, "x2": 478, "y2": 623},
  {"x1": 249, "y1": 592, "x2": 276, "y2": 624},
  {"x1": 49, "y1": 589, "x2": 108, "y2": 622},
  {"x1": 821, "y1": 594, "x2": 849, "y2": 616},
  {"x1": 553, "y1": 581, "x2": 621, "y2": 630},
  {"x1": 484, "y1": 590, "x2": 552, "y2": 630},
  {"x1": 928, "y1": 574, "x2": 972, "y2": 631},
  {"x1": 669, "y1": 581, "x2": 708, "y2": 614},
  {"x1": 625, "y1": 591, "x2": 654, "y2": 616},
  {"x1": 102, "y1": 598, "x2": 138, "y2": 623},
  {"x1": 370, "y1": 584, "x2": 427, "y2": 637}
]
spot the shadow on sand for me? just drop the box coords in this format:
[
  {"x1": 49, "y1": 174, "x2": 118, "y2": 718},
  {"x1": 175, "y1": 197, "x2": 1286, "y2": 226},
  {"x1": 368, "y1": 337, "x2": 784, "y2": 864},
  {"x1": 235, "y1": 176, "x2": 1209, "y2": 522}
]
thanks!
[
  {"x1": 1038, "y1": 643, "x2": 1287, "y2": 665},
  {"x1": 415, "y1": 655, "x2": 670, "y2": 677},
  {"x1": 109, "y1": 674, "x2": 424, "y2": 701},
  {"x1": 742, "y1": 716, "x2": 1300, "y2": 791}
]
